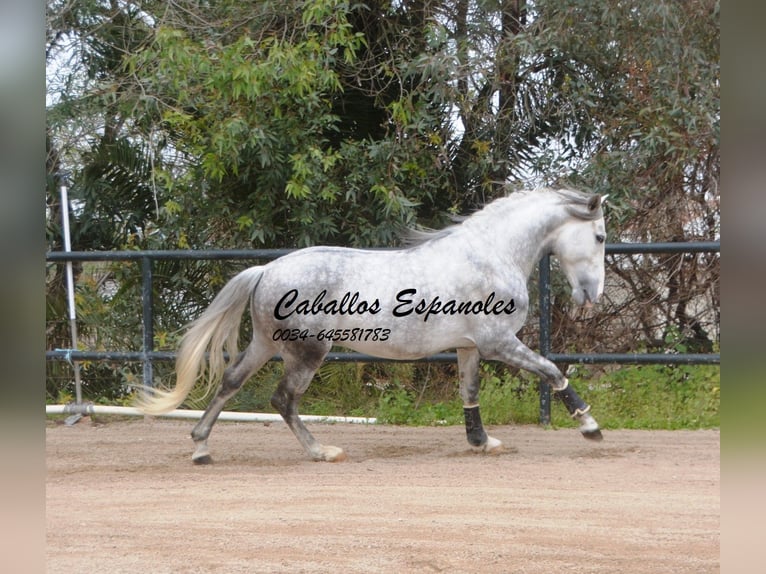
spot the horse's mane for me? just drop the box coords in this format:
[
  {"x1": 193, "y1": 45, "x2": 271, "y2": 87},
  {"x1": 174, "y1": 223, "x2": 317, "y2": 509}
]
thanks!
[
  {"x1": 403, "y1": 219, "x2": 462, "y2": 245},
  {"x1": 403, "y1": 187, "x2": 602, "y2": 247}
]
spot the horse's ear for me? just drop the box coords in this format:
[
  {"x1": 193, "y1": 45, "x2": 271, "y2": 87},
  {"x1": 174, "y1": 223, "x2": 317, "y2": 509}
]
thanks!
[{"x1": 587, "y1": 194, "x2": 602, "y2": 212}]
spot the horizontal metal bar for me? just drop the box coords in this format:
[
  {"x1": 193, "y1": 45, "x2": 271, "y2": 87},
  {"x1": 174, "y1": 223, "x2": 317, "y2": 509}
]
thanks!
[
  {"x1": 45, "y1": 249, "x2": 294, "y2": 262},
  {"x1": 546, "y1": 352, "x2": 720, "y2": 365},
  {"x1": 47, "y1": 349, "x2": 719, "y2": 365},
  {"x1": 48, "y1": 350, "x2": 175, "y2": 361},
  {"x1": 46, "y1": 350, "x2": 459, "y2": 363},
  {"x1": 605, "y1": 242, "x2": 719, "y2": 254},
  {"x1": 45, "y1": 241, "x2": 720, "y2": 263}
]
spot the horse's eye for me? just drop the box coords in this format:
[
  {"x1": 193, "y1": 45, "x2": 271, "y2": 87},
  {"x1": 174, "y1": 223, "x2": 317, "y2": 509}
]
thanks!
[{"x1": 596, "y1": 234, "x2": 606, "y2": 244}]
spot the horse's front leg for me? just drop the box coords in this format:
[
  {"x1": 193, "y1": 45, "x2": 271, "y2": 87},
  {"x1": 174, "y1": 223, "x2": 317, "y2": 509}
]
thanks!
[
  {"x1": 484, "y1": 338, "x2": 603, "y2": 441},
  {"x1": 457, "y1": 347, "x2": 504, "y2": 453}
]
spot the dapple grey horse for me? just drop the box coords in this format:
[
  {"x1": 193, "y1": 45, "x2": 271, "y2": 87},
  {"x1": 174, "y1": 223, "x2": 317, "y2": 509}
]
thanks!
[{"x1": 139, "y1": 187, "x2": 607, "y2": 463}]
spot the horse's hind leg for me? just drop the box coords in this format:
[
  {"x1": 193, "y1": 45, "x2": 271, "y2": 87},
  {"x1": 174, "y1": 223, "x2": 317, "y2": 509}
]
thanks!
[
  {"x1": 271, "y1": 344, "x2": 345, "y2": 462},
  {"x1": 457, "y1": 347, "x2": 504, "y2": 453},
  {"x1": 190, "y1": 340, "x2": 272, "y2": 464}
]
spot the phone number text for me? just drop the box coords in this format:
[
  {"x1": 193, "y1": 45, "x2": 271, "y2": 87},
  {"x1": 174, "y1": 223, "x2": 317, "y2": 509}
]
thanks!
[{"x1": 271, "y1": 327, "x2": 391, "y2": 343}]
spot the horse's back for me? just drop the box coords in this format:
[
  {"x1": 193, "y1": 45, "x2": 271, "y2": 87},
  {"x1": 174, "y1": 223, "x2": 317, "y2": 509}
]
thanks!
[{"x1": 248, "y1": 243, "x2": 528, "y2": 358}]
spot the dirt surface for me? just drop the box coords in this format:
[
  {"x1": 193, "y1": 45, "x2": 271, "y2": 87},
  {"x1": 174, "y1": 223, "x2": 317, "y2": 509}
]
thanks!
[{"x1": 46, "y1": 418, "x2": 719, "y2": 573}]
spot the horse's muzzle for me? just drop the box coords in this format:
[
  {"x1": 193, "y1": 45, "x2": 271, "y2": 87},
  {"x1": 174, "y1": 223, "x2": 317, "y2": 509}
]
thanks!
[{"x1": 573, "y1": 283, "x2": 602, "y2": 308}]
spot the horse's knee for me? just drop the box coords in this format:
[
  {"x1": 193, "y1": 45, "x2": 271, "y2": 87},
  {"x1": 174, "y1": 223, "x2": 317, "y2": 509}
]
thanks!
[
  {"x1": 221, "y1": 369, "x2": 246, "y2": 393},
  {"x1": 270, "y1": 388, "x2": 294, "y2": 416},
  {"x1": 270, "y1": 391, "x2": 285, "y2": 414}
]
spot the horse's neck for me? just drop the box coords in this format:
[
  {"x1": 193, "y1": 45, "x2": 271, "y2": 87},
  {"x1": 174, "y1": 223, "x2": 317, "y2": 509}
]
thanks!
[{"x1": 463, "y1": 196, "x2": 568, "y2": 277}]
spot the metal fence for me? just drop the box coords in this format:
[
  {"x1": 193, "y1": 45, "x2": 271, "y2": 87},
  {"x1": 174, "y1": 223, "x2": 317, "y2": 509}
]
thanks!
[{"x1": 46, "y1": 241, "x2": 720, "y2": 423}]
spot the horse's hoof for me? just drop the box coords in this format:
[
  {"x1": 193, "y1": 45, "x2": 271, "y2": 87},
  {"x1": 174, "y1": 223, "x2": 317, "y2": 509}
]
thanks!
[
  {"x1": 327, "y1": 450, "x2": 348, "y2": 462},
  {"x1": 484, "y1": 435, "x2": 505, "y2": 454},
  {"x1": 193, "y1": 454, "x2": 214, "y2": 465},
  {"x1": 582, "y1": 429, "x2": 603, "y2": 442},
  {"x1": 314, "y1": 445, "x2": 347, "y2": 462},
  {"x1": 471, "y1": 435, "x2": 505, "y2": 454}
]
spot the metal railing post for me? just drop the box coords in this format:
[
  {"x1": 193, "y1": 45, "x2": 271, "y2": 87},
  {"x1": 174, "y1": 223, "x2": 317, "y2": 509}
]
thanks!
[
  {"x1": 141, "y1": 256, "x2": 154, "y2": 387},
  {"x1": 538, "y1": 254, "x2": 552, "y2": 425}
]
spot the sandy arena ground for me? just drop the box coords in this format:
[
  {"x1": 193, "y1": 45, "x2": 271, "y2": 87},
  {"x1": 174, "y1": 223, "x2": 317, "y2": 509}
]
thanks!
[{"x1": 46, "y1": 418, "x2": 719, "y2": 573}]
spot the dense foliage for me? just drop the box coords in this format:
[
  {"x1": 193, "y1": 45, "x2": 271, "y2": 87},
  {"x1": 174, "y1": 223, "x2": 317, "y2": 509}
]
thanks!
[{"x1": 46, "y1": 0, "x2": 719, "y2": 413}]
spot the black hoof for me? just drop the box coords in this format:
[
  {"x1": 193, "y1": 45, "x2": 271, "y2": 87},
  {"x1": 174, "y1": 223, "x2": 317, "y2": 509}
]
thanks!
[
  {"x1": 193, "y1": 454, "x2": 213, "y2": 465},
  {"x1": 582, "y1": 429, "x2": 603, "y2": 442}
]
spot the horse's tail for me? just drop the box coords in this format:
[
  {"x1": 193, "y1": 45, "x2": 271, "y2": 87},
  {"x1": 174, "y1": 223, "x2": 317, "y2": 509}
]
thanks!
[{"x1": 137, "y1": 266, "x2": 264, "y2": 415}]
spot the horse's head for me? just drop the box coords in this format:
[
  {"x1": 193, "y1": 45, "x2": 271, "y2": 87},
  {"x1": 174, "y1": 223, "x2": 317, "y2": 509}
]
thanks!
[{"x1": 552, "y1": 193, "x2": 607, "y2": 308}]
